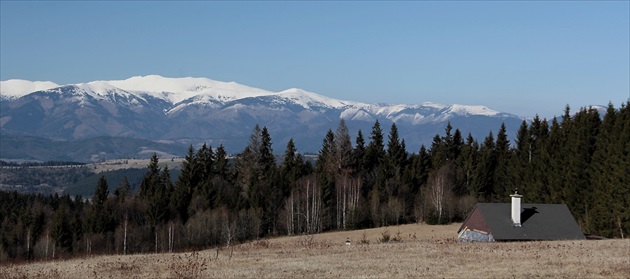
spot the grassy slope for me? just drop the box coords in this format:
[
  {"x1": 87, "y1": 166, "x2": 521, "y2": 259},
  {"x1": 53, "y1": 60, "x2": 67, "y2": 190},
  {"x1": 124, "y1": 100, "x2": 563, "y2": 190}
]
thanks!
[{"x1": 2, "y1": 223, "x2": 629, "y2": 278}]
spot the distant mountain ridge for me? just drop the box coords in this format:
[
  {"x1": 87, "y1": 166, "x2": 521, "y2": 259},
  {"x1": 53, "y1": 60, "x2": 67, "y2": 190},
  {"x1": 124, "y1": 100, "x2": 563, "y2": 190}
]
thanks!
[{"x1": 1, "y1": 75, "x2": 525, "y2": 158}]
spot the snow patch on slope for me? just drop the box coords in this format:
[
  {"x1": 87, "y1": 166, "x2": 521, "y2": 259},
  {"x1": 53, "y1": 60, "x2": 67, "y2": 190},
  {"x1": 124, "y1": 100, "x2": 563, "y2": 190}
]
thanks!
[
  {"x1": 277, "y1": 88, "x2": 348, "y2": 109},
  {"x1": 372, "y1": 104, "x2": 411, "y2": 117},
  {"x1": 340, "y1": 108, "x2": 374, "y2": 121}
]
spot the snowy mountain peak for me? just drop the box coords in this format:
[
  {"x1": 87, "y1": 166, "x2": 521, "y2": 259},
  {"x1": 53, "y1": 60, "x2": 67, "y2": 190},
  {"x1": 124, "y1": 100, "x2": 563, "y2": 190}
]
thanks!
[
  {"x1": 106, "y1": 75, "x2": 273, "y2": 104},
  {"x1": 422, "y1": 102, "x2": 447, "y2": 110},
  {"x1": 0, "y1": 79, "x2": 60, "y2": 100},
  {"x1": 75, "y1": 81, "x2": 125, "y2": 95},
  {"x1": 445, "y1": 104, "x2": 500, "y2": 116}
]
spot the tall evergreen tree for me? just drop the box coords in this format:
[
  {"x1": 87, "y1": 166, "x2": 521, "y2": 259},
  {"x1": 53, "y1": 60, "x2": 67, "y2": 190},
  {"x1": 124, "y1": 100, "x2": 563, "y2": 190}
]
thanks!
[
  {"x1": 92, "y1": 176, "x2": 109, "y2": 207},
  {"x1": 430, "y1": 134, "x2": 446, "y2": 168},
  {"x1": 353, "y1": 129, "x2": 366, "y2": 172},
  {"x1": 493, "y1": 123, "x2": 512, "y2": 200},
  {"x1": 509, "y1": 120, "x2": 530, "y2": 196},
  {"x1": 114, "y1": 176, "x2": 131, "y2": 204},
  {"x1": 525, "y1": 116, "x2": 550, "y2": 202},
  {"x1": 455, "y1": 133, "x2": 478, "y2": 196},
  {"x1": 258, "y1": 127, "x2": 275, "y2": 178},
  {"x1": 140, "y1": 153, "x2": 161, "y2": 198},
  {"x1": 317, "y1": 129, "x2": 337, "y2": 230},
  {"x1": 236, "y1": 125, "x2": 263, "y2": 209},
  {"x1": 140, "y1": 154, "x2": 170, "y2": 242},
  {"x1": 590, "y1": 103, "x2": 620, "y2": 236},
  {"x1": 51, "y1": 205, "x2": 73, "y2": 255},
  {"x1": 173, "y1": 145, "x2": 196, "y2": 222},
  {"x1": 255, "y1": 126, "x2": 280, "y2": 234},
  {"x1": 214, "y1": 144, "x2": 229, "y2": 179},
  {"x1": 364, "y1": 120, "x2": 385, "y2": 171},
  {"x1": 281, "y1": 138, "x2": 301, "y2": 197},
  {"x1": 386, "y1": 123, "x2": 407, "y2": 178},
  {"x1": 451, "y1": 128, "x2": 464, "y2": 161},
  {"x1": 89, "y1": 176, "x2": 113, "y2": 234},
  {"x1": 546, "y1": 117, "x2": 565, "y2": 203},
  {"x1": 564, "y1": 107, "x2": 601, "y2": 229},
  {"x1": 472, "y1": 132, "x2": 496, "y2": 201},
  {"x1": 335, "y1": 119, "x2": 353, "y2": 172},
  {"x1": 195, "y1": 143, "x2": 214, "y2": 186}
]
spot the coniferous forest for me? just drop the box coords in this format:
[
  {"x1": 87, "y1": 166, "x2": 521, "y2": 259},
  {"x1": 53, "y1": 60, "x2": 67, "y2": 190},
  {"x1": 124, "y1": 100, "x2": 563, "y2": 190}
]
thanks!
[{"x1": 1, "y1": 102, "x2": 628, "y2": 261}]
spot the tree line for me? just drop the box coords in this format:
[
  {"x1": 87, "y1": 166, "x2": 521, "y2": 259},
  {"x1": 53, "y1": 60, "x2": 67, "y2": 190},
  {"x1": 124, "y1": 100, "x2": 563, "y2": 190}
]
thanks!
[{"x1": 1, "y1": 102, "x2": 628, "y2": 261}]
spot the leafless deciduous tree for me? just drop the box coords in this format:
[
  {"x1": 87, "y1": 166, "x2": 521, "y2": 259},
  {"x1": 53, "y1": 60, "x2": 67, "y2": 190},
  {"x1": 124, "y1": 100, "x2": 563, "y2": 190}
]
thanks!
[
  {"x1": 426, "y1": 164, "x2": 455, "y2": 224},
  {"x1": 336, "y1": 174, "x2": 361, "y2": 230},
  {"x1": 284, "y1": 176, "x2": 322, "y2": 235}
]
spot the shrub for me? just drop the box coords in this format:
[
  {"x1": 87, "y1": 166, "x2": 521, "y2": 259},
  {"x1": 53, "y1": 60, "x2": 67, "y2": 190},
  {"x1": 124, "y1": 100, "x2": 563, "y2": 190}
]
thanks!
[
  {"x1": 378, "y1": 229, "x2": 391, "y2": 243},
  {"x1": 358, "y1": 231, "x2": 370, "y2": 245}
]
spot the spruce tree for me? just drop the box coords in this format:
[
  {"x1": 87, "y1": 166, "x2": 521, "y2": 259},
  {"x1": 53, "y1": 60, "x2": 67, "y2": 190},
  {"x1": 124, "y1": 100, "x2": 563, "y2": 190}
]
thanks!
[
  {"x1": 335, "y1": 119, "x2": 353, "y2": 172},
  {"x1": 51, "y1": 205, "x2": 73, "y2": 254},
  {"x1": 386, "y1": 123, "x2": 407, "y2": 178},
  {"x1": 365, "y1": 120, "x2": 385, "y2": 171},
  {"x1": 493, "y1": 123, "x2": 512, "y2": 200},
  {"x1": 173, "y1": 145, "x2": 196, "y2": 222},
  {"x1": 525, "y1": 116, "x2": 550, "y2": 202},
  {"x1": 317, "y1": 129, "x2": 336, "y2": 230},
  {"x1": 281, "y1": 138, "x2": 300, "y2": 197},
  {"x1": 588, "y1": 103, "x2": 629, "y2": 236},
  {"x1": 92, "y1": 176, "x2": 109, "y2": 207},
  {"x1": 455, "y1": 133, "x2": 478, "y2": 196},
  {"x1": 114, "y1": 176, "x2": 131, "y2": 204},
  {"x1": 546, "y1": 118, "x2": 565, "y2": 203},
  {"x1": 430, "y1": 134, "x2": 446, "y2": 168},
  {"x1": 472, "y1": 132, "x2": 496, "y2": 201},
  {"x1": 236, "y1": 125, "x2": 263, "y2": 209},
  {"x1": 89, "y1": 176, "x2": 113, "y2": 234},
  {"x1": 258, "y1": 127, "x2": 275, "y2": 177},
  {"x1": 564, "y1": 108, "x2": 600, "y2": 228},
  {"x1": 214, "y1": 144, "x2": 229, "y2": 179},
  {"x1": 140, "y1": 153, "x2": 161, "y2": 198}
]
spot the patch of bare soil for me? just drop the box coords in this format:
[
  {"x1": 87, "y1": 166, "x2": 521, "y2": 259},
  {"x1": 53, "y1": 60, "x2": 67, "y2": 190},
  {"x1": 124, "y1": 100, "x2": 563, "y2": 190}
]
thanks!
[{"x1": 2, "y1": 223, "x2": 629, "y2": 278}]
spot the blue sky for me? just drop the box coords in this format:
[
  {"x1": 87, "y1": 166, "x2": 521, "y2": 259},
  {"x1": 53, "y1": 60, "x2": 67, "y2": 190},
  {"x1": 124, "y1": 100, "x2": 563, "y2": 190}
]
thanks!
[{"x1": 1, "y1": 1, "x2": 628, "y2": 118}]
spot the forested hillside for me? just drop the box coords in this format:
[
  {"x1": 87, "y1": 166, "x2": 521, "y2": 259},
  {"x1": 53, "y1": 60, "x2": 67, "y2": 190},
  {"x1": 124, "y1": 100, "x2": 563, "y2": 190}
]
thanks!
[{"x1": 1, "y1": 102, "x2": 628, "y2": 262}]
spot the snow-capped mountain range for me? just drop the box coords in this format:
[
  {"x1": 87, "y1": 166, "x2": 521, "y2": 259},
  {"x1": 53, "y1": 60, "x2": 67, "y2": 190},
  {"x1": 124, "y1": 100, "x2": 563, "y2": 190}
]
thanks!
[{"x1": 1, "y1": 75, "x2": 524, "y2": 156}]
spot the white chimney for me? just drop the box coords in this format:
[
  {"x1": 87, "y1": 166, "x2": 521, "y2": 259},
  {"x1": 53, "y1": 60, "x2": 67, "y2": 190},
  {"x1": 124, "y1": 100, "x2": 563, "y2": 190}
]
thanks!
[{"x1": 511, "y1": 190, "x2": 522, "y2": 227}]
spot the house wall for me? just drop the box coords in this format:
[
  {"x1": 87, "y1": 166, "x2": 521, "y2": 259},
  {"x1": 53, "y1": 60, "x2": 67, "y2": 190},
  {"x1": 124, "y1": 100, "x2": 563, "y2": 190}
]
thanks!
[{"x1": 458, "y1": 229, "x2": 494, "y2": 242}]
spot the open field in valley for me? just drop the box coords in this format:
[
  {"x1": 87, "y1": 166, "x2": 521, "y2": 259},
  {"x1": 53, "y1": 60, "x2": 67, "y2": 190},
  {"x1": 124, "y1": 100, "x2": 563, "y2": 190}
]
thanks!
[
  {"x1": 88, "y1": 158, "x2": 184, "y2": 174},
  {"x1": 1, "y1": 223, "x2": 629, "y2": 278}
]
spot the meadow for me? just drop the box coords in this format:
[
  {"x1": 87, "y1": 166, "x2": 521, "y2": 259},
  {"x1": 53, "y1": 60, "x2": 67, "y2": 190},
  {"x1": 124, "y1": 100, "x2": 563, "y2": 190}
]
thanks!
[{"x1": 1, "y1": 223, "x2": 628, "y2": 278}]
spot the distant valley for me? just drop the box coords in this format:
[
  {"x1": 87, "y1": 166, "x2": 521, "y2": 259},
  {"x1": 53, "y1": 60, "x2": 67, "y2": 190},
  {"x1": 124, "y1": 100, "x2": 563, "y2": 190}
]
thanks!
[
  {"x1": 0, "y1": 134, "x2": 186, "y2": 162},
  {"x1": 0, "y1": 157, "x2": 184, "y2": 196}
]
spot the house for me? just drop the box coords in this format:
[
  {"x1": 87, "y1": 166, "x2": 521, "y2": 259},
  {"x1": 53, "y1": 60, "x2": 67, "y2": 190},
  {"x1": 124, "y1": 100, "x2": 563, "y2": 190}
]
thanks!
[{"x1": 457, "y1": 191, "x2": 586, "y2": 242}]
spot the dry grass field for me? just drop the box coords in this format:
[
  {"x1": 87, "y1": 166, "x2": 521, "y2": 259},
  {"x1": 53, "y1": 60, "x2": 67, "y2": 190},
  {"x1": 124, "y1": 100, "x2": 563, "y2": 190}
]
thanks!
[{"x1": 2, "y1": 223, "x2": 628, "y2": 278}]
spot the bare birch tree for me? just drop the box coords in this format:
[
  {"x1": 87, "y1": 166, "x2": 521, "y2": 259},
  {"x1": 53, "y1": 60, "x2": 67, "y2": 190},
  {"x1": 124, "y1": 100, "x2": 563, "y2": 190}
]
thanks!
[
  {"x1": 426, "y1": 164, "x2": 455, "y2": 224},
  {"x1": 336, "y1": 174, "x2": 361, "y2": 230}
]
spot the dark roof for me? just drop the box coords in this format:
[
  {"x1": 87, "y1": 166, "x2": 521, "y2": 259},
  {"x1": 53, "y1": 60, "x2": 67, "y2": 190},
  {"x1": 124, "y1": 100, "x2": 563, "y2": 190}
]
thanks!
[{"x1": 458, "y1": 203, "x2": 585, "y2": 241}]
